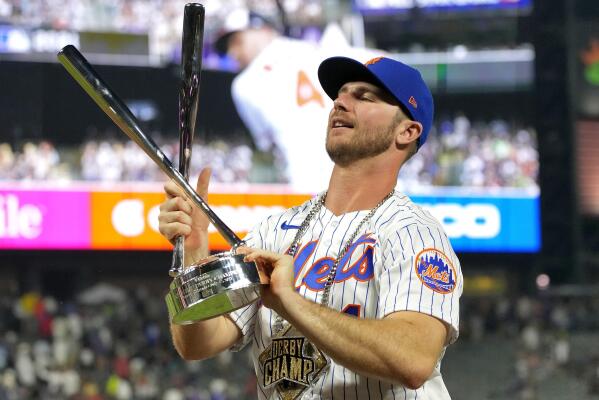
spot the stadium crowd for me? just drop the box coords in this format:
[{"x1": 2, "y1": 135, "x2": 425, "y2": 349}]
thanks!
[
  {"x1": 0, "y1": 116, "x2": 539, "y2": 189},
  {"x1": 0, "y1": 0, "x2": 323, "y2": 32},
  {"x1": 0, "y1": 282, "x2": 597, "y2": 400},
  {"x1": 458, "y1": 292, "x2": 599, "y2": 400},
  {"x1": 0, "y1": 139, "x2": 254, "y2": 184},
  {"x1": 0, "y1": 284, "x2": 257, "y2": 400},
  {"x1": 400, "y1": 115, "x2": 538, "y2": 189}
]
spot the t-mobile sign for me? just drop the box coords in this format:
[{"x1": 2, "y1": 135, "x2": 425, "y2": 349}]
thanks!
[{"x1": 0, "y1": 190, "x2": 90, "y2": 249}]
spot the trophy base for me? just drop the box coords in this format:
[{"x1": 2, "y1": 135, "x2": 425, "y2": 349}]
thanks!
[{"x1": 165, "y1": 252, "x2": 262, "y2": 324}]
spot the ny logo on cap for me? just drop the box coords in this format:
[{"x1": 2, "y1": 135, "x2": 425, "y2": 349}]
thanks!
[{"x1": 365, "y1": 57, "x2": 384, "y2": 66}]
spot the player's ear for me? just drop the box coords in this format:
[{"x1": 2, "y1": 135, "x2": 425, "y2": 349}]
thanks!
[{"x1": 395, "y1": 120, "x2": 422, "y2": 148}]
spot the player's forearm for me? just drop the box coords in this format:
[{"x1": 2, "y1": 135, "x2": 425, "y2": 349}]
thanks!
[
  {"x1": 170, "y1": 315, "x2": 241, "y2": 360},
  {"x1": 183, "y1": 246, "x2": 207, "y2": 266},
  {"x1": 278, "y1": 292, "x2": 437, "y2": 389}
]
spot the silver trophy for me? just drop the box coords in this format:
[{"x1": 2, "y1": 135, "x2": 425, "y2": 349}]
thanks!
[{"x1": 57, "y1": 3, "x2": 262, "y2": 324}]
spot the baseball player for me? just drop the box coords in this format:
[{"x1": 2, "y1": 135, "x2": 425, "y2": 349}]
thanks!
[
  {"x1": 215, "y1": 8, "x2": 385, "y2": 192},
  {"x1": 159, "y1": 56, "x2": 462, "y2": 399}
]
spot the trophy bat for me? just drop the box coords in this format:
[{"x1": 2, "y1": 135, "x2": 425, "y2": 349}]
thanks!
[
  {"x1": 57, "y1": 4, "x2": 262, "y2": 324},
  {"x1": 171, "y1": 3, "x2": 205, "y2": 276},
  {"x1": 56, "y1": 44, "x2": 241, "y2": 247}
]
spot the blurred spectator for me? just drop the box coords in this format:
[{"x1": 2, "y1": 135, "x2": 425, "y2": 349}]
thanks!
[
  {"x1": 4, "y1": 140, "x2": 69, "y2": 181},
  {"x1": 0, "y1": 143, "x2": 15, "y2": 178}
]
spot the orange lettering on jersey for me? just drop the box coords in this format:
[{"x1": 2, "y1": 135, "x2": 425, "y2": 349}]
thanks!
[
  {"x1": 296, "y1": 70, "x2": 324, "y2": 107},
  {"x1": 422, "y1": 265, "x2": 450, "y2": 283}
]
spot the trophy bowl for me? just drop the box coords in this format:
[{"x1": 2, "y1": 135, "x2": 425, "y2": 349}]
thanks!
[{"x1": 166, "y1": 251, "x2": 262, "y2": 324}]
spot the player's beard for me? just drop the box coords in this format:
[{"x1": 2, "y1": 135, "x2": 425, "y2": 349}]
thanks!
[{"x1": 326, "y1": 112, "x2": 401, "y2": 167}]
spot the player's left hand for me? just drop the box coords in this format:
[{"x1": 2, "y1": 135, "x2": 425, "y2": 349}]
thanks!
[{"x1": 237, "y1": 247, "x2": 297, "y2": 313}]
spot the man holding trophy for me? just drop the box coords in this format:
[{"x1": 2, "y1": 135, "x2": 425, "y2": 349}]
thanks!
[
  {"x1": 53, "y1": 2, "x2": 460, "y2": 398},
  {"x1": 158, "y1": 56, "x2": 463, "y2": 399}
]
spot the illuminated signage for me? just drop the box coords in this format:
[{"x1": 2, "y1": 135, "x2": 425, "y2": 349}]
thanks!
[
  {"x1": 0, "y1": 190, "x2": 90, "y2": 249},
  {"x1": 415, "y1": 194, "x2": 540, "y2": 252},
  {"x1": 354, "y1": 0, "x2": 531, "y2": 13},
  {"x1": 0, "y1": 186, "x2": 539, "y2": 253},
  {"x1": 0, "y1": 26, "x2": 79, "y2": 54},
  {"x1": 0, "y1": 194, "x2": 43, "y2": 239}
]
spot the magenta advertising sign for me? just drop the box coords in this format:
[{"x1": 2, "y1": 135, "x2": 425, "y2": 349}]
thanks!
[{"x1": 0, "y1": 190, "x2": 91, "y2": 249}]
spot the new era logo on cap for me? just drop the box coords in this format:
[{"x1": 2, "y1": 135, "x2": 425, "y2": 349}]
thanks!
[{"x1": 409, "y1": 96, "x2": 418, "y2": 108}]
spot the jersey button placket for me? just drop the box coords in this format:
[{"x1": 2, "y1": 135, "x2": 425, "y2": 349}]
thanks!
[{"x1": 323, "y1": 216, "x2": 342, "y2": 248}]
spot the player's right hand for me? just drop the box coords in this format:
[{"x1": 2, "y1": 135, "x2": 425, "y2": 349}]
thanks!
[{"x1": 158, "y1": 167, "x2": 211, "y2": 260}]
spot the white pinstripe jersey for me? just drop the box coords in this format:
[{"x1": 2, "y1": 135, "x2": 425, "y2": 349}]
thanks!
[{"x1": 229, "y1": 192, "x2": 463, "y2": 399}]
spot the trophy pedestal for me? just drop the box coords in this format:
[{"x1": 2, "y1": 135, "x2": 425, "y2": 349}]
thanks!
[{"x1": 166, "y1": 252, "x2": 262, "y2": 324}]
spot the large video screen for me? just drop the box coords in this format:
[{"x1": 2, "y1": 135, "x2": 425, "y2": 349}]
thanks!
[
  {"x1": 0, "y1": 2, "x2": 540, "y2": 254},
  {"x1": 0, "y1": 68, "x2": 540, "y2": 254}
]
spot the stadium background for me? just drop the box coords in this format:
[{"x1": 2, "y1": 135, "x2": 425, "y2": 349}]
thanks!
[{"x1": 1, "y1": 0, "x2": 599, "y2": 398}]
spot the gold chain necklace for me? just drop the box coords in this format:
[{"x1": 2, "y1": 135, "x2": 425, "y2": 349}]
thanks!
[{"x1": 259, "y1": 190, "x2": 395, "y2": 400}]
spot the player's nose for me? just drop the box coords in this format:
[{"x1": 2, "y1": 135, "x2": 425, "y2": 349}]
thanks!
[{"x1": 333, "y1": 93, "x2": 350, "y2": 112}]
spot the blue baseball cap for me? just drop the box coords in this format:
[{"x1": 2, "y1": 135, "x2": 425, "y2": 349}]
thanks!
[{"x1": 318, "y1": 56, "x2": 434, "y2": 149}]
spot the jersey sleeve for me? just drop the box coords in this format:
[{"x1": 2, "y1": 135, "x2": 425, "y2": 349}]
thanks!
[{"x1": 376, "y1": 222, "x2": 463, "y2": 344}]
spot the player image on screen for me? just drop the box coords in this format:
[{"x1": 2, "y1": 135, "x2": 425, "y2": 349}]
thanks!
[{"x1": 214, "y1": 7, "x2": 385, "y2": 192}]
